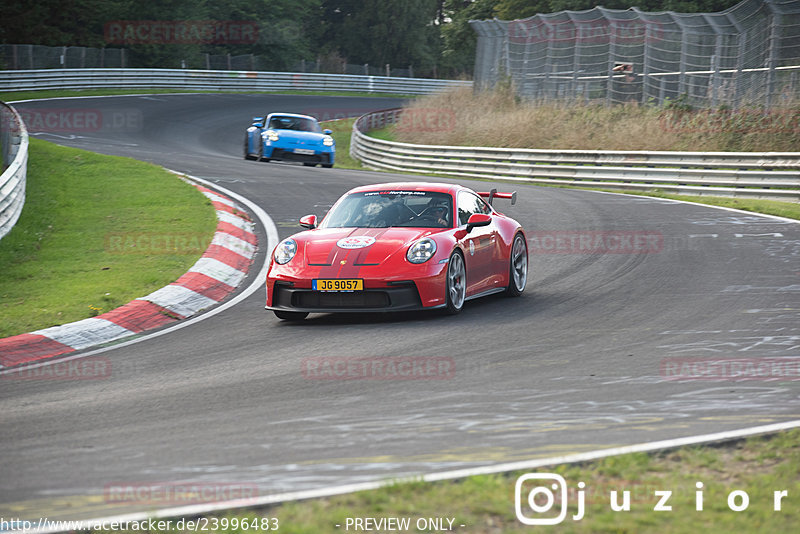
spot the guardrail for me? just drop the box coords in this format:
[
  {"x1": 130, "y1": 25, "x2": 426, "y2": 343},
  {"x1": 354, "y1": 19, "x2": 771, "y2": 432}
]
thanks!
[
  {"x1": 0, "y1": 101, "x2": 28, "y2": 240},
  {"x1": 0, "y1": 69, "x2": 471, "y2": 95},
  {"x1": 350, "y1": 108, "x2": 800, "y2": 202}
]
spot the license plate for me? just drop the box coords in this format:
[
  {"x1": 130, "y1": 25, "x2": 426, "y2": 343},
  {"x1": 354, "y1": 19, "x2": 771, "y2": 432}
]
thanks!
[
  {"x1": 313, "y1": 279, "x2": 363, "y2": 291},
  {"x1": 293, "y1": 148, "x2": 315, "y2": 155}
]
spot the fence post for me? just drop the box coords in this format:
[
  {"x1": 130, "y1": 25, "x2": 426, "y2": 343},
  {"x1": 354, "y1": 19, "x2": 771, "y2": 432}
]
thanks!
[
  {"x1": 607, "y1": 21, "x2": 617, "y2": 105},
  {"x1": 641, "y1": 23, "x2": 650, "y2": 104},
  {"x1": 572, "y1": 21, "x2": 581, "y2": 100},
  {"x1": 735, "y1": 31, "x2": 746, "y2": 108},
  {"x1": 668, "y1": 14, "x2": 689, "y2": 99},
  {"x1": 542, "y1": 19, "x2": 554, "y2": 100},
  {"x1": 711, "y1": 52, "x2": 720, "y2": 108},
  {"x1": 766, "y1": 10, "x2": 781, "y2": 109}
]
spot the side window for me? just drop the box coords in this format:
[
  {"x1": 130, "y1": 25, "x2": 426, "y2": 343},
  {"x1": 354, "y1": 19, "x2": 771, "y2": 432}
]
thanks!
[
  {"x1": 458, "y1": 192, "x2": 490, "y2": 226},
  {"x1": 476, "y1": 196, "x2": 492, "y2": 215}
]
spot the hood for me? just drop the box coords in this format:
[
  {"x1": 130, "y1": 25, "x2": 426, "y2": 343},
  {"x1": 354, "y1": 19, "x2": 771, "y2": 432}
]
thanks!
[{"x1": 301, "y1": 227, "x2": 434, "y2": 266}]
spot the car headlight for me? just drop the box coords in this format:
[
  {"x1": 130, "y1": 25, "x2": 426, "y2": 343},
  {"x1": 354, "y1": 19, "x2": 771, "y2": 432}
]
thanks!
[
  {"x1": 322, "y1": 135, "x2": 334, "y2": 147},
  {"x1": 263, "y1": 129, "x2": 279, "y2": 142},
  {"x1": 406, "y1": 237, "x2": 437, "y2": 264},
  {"x1": 274, "y1": 238, "x2": 297, "y2": 265}
]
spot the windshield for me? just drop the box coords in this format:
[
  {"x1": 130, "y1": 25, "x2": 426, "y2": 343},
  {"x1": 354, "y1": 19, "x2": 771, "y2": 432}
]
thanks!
[
  {"x1": 267, "y1": 116, "x2": 322, "y2": 133},
  {"x1": 321, "y1": 190, "x2": 454, "y2": 229}
]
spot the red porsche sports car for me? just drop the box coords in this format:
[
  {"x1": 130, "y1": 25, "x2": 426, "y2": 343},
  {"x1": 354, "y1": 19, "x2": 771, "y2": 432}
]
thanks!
[{"x1": 265, "y1": 182, "x2": 528, "y2": 321}]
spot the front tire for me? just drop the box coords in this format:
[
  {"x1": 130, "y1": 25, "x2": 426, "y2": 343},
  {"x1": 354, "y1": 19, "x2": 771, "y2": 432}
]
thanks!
[
  {"x1": 505, "y1": 233, "x2": 528, "y2": 297},
  {"x1": 444, "y1": 251, "x2": 466, "y2": 315},
  {"x1": 274, "y1": 310, "x2": 308, "y2": 321},
  {"x1": 258, "y1": 144, "x2": 270, "y2": 162}
]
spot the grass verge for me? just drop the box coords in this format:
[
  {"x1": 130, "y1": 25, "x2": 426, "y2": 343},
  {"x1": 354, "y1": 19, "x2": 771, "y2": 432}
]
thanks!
[
  {"x1": 324, "y1": 118, "x2": 362, "y2": 170},
  {"x1": 392, "y1": 87, "x2": 800, "y2": 152},
  {"x1": 0, "y1": 138, "x2": 217, "y2": 338},
  {"x1": 85, "y1": 428, "x2": 800, "y2": 533}
]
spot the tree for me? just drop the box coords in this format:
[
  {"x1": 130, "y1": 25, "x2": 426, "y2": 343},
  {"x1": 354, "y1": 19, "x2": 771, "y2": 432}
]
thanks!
[
  {"x1": 440, "y1": 0, "x2": 500, "y2": 76},
  {"x1": 320, "y1": 0, "x2": 440, "y2": 73}
]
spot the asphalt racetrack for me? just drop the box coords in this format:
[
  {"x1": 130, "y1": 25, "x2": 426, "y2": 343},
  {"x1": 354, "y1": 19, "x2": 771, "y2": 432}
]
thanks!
[{"x1": 2, "y1": 94, "x2": 799, "y2": 521}]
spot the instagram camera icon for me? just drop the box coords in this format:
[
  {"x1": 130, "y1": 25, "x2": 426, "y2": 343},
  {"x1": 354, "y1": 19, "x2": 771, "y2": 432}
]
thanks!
[{"x1": 515, "y1": 473, "x2": 568, "y2": 525}]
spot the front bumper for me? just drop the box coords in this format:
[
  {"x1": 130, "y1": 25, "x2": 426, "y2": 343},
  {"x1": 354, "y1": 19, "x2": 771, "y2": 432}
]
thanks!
[
  {"x1": 264, "y1": 143, "x2": 334, "y2": 164},
  {"x1": 267, "y1": 281, "x2": 437, "y2": 313}
]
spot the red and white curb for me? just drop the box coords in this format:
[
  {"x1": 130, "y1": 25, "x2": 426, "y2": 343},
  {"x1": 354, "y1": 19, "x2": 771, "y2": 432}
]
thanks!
[{"x1": 0, "y1": 182, "x2": 258, "y2": 369}]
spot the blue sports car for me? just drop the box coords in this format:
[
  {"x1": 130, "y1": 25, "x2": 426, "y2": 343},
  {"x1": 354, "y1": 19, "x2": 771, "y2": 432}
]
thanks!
[{"x1": 244, "y1": 113, "x2": 335, "y2": 168}]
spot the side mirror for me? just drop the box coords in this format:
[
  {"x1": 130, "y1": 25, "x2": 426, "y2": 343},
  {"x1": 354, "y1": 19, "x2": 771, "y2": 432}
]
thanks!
[
  {"x1": 466, "y1": 213, "x2": 491, "y2": 233},
  {"x1": 323, "y1": 129, "x2": 332, "y2": 135},
  {"x1": 299, "y1": 214, "x2": 318, "y2": 229},
  {"x1": 252, "y1": 116, "x2": 264, "y2": 128}
]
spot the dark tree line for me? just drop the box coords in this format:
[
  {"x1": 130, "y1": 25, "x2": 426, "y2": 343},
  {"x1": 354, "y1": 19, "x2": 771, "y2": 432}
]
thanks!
[{"x1": 0, "y1": 0, "x2": 743, "y2": 76}]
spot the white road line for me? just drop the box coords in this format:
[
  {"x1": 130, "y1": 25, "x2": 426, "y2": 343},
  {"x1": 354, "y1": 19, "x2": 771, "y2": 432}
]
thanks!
[
  {"x1": 22, "y1": 419, "x2": 800, "y2": 533},
  {"x1": 588, "y1": 189, "x2": 800, "y2": 225}
]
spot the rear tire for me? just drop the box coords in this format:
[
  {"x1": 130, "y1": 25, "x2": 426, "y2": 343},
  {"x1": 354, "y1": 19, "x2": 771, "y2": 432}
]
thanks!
[
  {"x1": 322, "y1": 163, "x2": 334, "y2": 168},
  {"x1": 505, "y1": 233, "x2": 528, "y2": 297},
  {"x1": 274, "y1": 310, "x2": 308, "y2": 321},
  {"x1": 244, "y1": 136, "x2": 256, "y2": 160},
  {"x1": 303, "y1": 162, "x2": 317, "y2": 167},
  {"x1": 444, "y1": 251, "x2": 466, "y2": 315}
]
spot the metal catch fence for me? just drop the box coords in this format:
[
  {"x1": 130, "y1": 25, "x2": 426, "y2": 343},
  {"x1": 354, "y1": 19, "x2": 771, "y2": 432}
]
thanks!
[{"x1": 470, "y1": 0, "x2": 800, "y2": 109}]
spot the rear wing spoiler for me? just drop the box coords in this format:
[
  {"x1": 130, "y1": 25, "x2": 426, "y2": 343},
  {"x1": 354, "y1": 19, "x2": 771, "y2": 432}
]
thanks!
[{"x1": 478, "y1": 188, "x2": 516, "y2": 206}]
